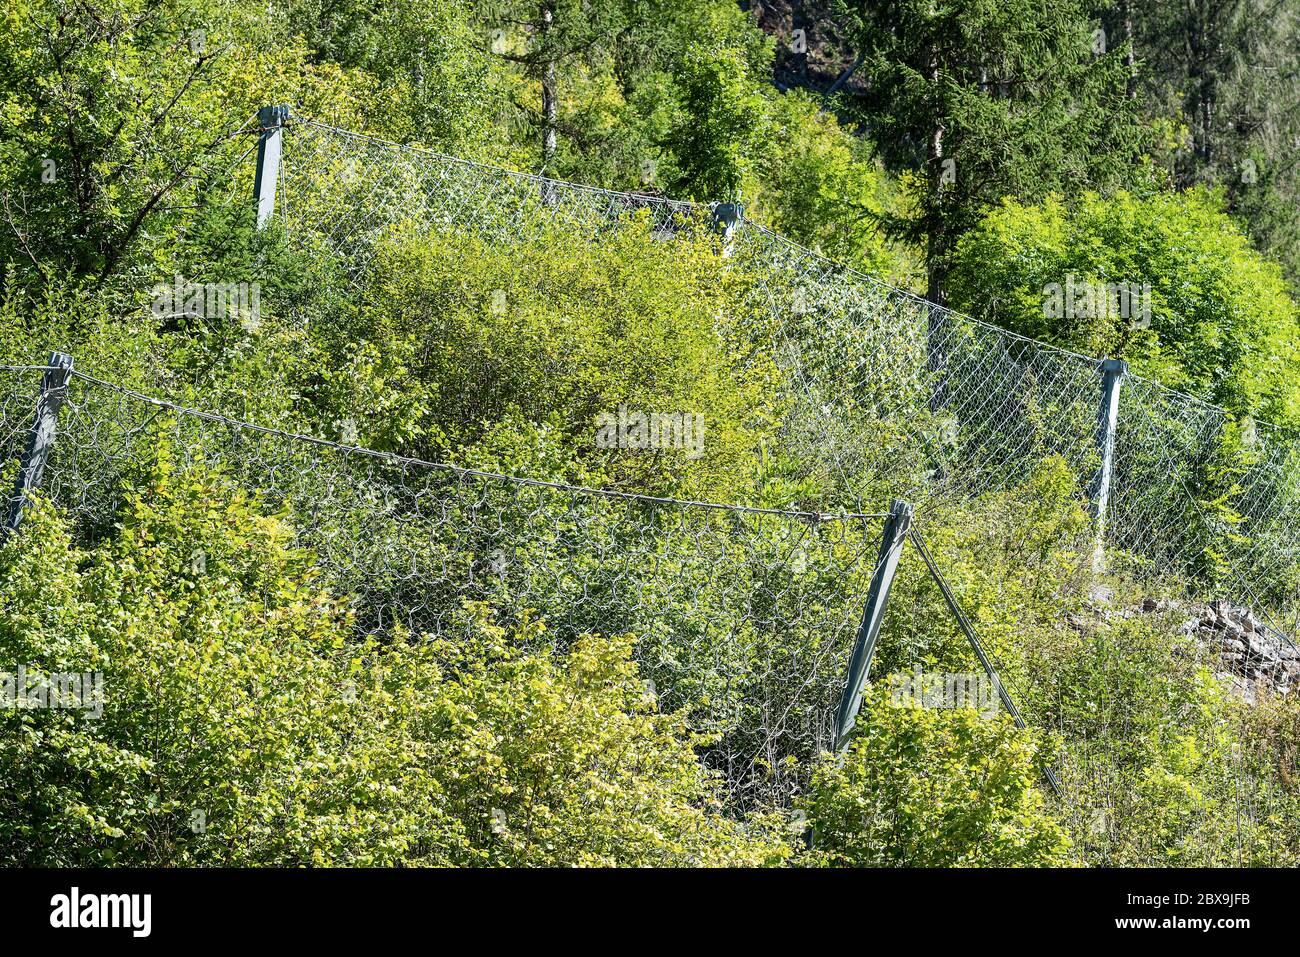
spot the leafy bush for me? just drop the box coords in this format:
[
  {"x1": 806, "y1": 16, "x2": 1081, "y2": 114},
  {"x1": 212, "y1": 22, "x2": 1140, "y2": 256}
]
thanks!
[
  {"x1": 1039, "y1": 609, "x2": 1296, "y2": 867},
  {"x1": 421, "y1": 602, "x2": 791, "y2": 867},
  {"x1": 801, "y1": 688, "x2": 1071, "y2": 867},
  {"x1": 753, "y1": 91, "x2": 917, "y2": 282},
  {"x1": 313, "y1": 215, "x2": 781, "y2": 501},
  {"x1": 948, "y1": 189, "x2": 1300, "y2": 422},
  {"x1": 0, "y1": 453, "x2": 791, "y2": 866}
]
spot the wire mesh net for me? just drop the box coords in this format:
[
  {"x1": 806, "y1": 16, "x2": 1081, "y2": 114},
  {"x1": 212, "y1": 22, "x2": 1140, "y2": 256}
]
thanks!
[
  {"x1": 7, "y1": 114, "x2": 1299, "y2": 858},
  {"x1": 0, "y1": 365, "x2": 886, "y2": 811},
  {"x1": 269, "y1": 117, "x2": 1300, "y2": 654},
  {"x1": 278, "y1": 119, "x2": 705, "y2": 275},
  {"x1": 274, "y1": 119, "x2": 1107, "y2": 516},
  {"x1": 731, "y1": 223, "x2": 1107, "y2": 510}
]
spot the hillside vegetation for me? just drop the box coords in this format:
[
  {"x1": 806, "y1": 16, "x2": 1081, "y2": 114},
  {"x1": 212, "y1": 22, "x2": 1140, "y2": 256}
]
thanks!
[{"x1": 1, "y1": 0, "x2": 1298, "y2": 867}]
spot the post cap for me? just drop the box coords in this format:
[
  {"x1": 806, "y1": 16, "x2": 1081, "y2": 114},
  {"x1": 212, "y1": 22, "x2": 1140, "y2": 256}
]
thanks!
[
  {"x1": 711, "y1": 202, "x2": 744, "y2": 238},
  {"x1": 888, "y1": 498, "x2": 914, "y2": 534},
  {"x1": 257, "y1": 105, "x2": 291, "y2": 128},
  {"x1": 46, "y1": 352, "x2": 74, "y2": 382}
]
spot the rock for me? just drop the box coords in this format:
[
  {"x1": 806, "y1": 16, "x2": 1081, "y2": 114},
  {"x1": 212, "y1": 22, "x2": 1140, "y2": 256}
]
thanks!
[
  {"x1": 1099, "y1": 596, "x2": 1298, "y2": 701},
  {"x1": 1088, "y1": 584, "x2": 1113, "y2": 605}
]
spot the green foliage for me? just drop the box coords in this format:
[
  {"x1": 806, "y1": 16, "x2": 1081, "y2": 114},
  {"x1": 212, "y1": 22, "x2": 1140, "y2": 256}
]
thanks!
[
  {"x1": 0, "y1": 465, "x2": 435, "y2": 865},
  {"x1": 750, "y1": 91, "x2": 917, "y2": 281},
  {"x1": 802, "y1": 688, "x2": 1071, "y2": 867},
  {"x1": 660, "y1": 41, "x2": 771, "y2": 202},
  {"x1": 0, "y1": 0, "x2": 506, "y2": 288},
  {"x1": 948, "y1": 189, "x2": 1300, "y2": 422},
  {"x1": 1, "y1": 0, "x2": 1298, "y2": 872},
  {"x1": 835, "y1": 0, "x2": 1150, "y2": 300},
  {"x1": 845, "y1": 459, "x2": 1298, "y2": 868},
  {"x1": 1237, "y1": 691, "x2": 1300, "y2": 865},
  {"x1": 1117, "y1": 0, "x2": 1300, "y2": 284},
  {"x1": 313, "y1": 215, "x2": 781, "y2": 500},
  {"x1": 1041, "y1": 611, "x2": 1290, "y2": 867},
  {"x1": 1190, "y1": 417, "x2": 1255, "y2": 587},
  {"x1": 282, "y1": 0, "x2": 517, "y2": 158},
  {"x1": 422, "y1": 602, "x2": 791, "y2": 866},
  {"x1": 469, "y1": 0, "x2": 774, "y2": 185},
  {"x1": 877, "y1": 457, "x2": 1094, "y2": 687},
  {"x1": 0, "y1": 454, "x2": 793, "y2": 866}
]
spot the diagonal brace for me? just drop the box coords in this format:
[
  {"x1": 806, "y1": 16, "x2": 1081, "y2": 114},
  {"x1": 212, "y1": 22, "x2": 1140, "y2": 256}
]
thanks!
[
  {"x1": 908, "y1": 527, "x2": 1062, "y2": 796},
  {"x1": 833, "y1": 498, "x2": 913, "y2": 752}
]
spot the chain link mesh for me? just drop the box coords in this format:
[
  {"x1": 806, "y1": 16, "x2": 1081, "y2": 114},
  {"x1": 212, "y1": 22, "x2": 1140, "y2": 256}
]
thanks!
[
  {"x1": 0, "y1": 365, "x2": 885, "y2": 811},
  {"x1": 6, "y1": 116, "x2": 1299, "y2": 852},
  {"x1": 279, "y1": 120, "x2": 703, "y2": 274},
  {"x1": 270, "y1": 118, "x2": 1300, "y2": 651}
]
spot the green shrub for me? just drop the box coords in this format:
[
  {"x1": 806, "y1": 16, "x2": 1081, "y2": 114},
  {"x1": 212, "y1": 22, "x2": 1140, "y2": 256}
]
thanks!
[
  {"x1": 948, "y1": 189, "x2": 1300, "y2": 423},
  {"x1": 0, "y1": 453, "x2": 792, "y2": 866},
  {"x1": 313, "y1": 215, "x2": 781, "y2": 502},
  {"x1": 801, "y1": 688, "x2": 1070, "y2": 867}
]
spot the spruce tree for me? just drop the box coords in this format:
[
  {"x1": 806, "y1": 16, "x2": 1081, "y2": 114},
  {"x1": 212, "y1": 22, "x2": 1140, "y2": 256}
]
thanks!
[{"x1": 835, "y1": 0, "x2": 1148, "y2": 304}]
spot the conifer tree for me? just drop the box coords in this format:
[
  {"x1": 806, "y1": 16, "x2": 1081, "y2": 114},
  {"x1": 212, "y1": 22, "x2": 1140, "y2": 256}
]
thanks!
[{"x1": 835, "y1": 0, "x2": 1148, "y2": 304}]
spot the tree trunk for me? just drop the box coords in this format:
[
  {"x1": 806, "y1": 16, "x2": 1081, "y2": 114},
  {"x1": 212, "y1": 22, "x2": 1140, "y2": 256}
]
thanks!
[
  {"x1": 1121, "y1": 0, "x2": 1136, "y2": 99},
  {"x1": 925, "y1": 48, "x2": 947, "y2": 308},
  {"x1": 1186, "y1": 1, "x2": 1214, "y2": 171},
  {"x1": 924, "y1": 41, "x2": 950, "y2": 422},
  {"x1": 540, "y1": 2, "x2": 557, "y2": 172}
]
